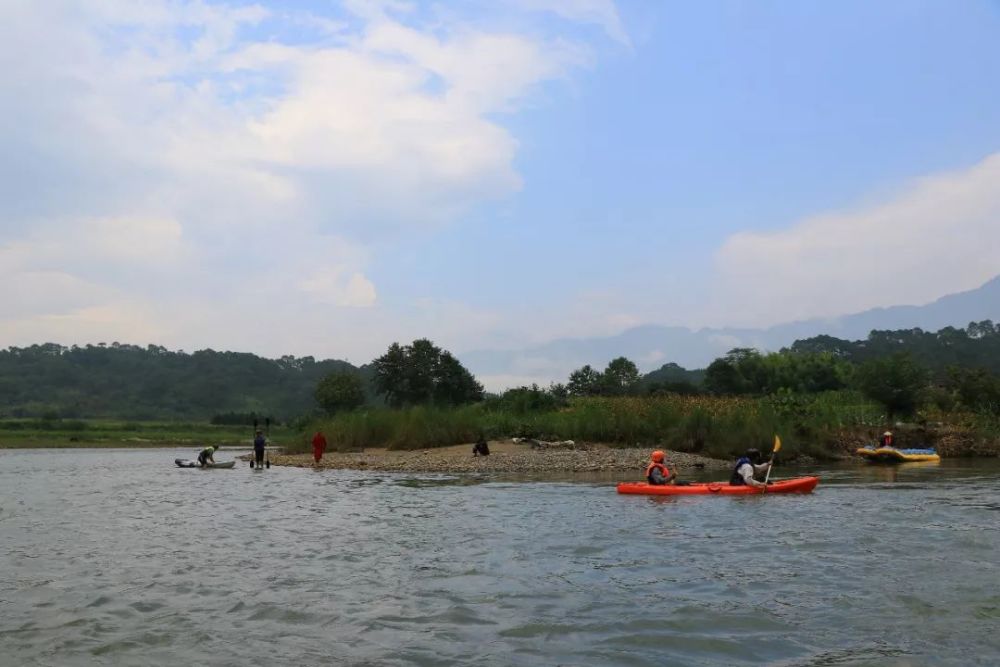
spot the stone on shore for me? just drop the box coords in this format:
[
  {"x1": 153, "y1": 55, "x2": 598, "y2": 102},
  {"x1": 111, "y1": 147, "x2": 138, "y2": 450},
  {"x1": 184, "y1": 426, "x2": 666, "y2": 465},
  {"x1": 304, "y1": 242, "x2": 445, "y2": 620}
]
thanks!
[{"x1": 268, "y1": 439, "x2": 729, "y2": 475}]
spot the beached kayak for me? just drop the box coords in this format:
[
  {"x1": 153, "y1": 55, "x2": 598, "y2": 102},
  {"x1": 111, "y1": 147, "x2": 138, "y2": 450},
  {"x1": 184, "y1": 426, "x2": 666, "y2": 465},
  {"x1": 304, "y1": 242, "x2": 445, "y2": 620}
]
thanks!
[
  {"x1": 174, "y1": 458, "x2": 236, "y2": 469},
  {"x1": 617, "y1": 476, "x2": 820, "y2": 496},
  {"x1": 856, "y1": 447, "x2": 940, "y2": 463}
]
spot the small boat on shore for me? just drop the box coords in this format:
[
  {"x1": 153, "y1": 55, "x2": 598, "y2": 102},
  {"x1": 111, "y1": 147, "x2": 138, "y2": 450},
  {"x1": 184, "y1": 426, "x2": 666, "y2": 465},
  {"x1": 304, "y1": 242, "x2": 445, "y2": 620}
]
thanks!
[
  {"x1": 616, "y1": 476, "x2": 819, "y2": 496},
  {"x1": 855, "y1": 447, "x2": 940, "y2": 463},
  {"x1": 174, "y1": 458, "x2": 236, "y2": 469}
]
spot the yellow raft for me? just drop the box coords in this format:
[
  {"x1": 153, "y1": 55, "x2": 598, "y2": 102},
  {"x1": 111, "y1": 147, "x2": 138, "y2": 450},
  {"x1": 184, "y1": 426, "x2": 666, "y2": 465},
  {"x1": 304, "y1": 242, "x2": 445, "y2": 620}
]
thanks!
[{"x1": 855, "y1": 446, "x2": 940, "y2": 463}]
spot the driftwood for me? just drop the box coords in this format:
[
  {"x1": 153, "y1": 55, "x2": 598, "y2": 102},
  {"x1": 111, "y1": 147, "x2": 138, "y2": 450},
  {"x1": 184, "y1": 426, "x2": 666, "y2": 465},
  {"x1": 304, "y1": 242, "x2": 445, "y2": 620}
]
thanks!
[{"x1": 512, "y1": 437, "x2": 586, "y2": 451}]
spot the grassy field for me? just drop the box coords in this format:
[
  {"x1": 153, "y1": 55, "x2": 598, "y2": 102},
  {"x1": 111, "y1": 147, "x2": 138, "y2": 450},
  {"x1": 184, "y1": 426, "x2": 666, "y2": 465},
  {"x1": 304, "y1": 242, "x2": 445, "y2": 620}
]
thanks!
[
  {"x1": 288, "y1": 391, "x2": 911, "y2": 460},
  {"x1": 0, "y1": 419, "x2": 293, "y2": 449}
]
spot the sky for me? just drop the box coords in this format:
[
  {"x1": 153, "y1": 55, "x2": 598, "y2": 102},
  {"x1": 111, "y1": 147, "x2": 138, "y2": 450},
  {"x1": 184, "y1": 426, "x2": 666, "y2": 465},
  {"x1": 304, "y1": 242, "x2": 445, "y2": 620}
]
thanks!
[{"x1": 2, "y1": 0, "x2": 999, "y2": 381}]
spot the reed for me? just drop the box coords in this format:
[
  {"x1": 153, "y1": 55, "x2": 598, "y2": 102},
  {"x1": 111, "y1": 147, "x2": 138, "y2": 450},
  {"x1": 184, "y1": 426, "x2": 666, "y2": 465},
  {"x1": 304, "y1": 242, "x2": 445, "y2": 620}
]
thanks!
[{"x1": 292, "y1": 391, "x2": 908, "y2": 459}]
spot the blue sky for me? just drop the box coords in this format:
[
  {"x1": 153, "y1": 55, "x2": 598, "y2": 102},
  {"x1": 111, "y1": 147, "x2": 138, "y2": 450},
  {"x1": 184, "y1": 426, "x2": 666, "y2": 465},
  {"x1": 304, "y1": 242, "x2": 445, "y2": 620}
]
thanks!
[{"x1": 1, "y1": 0, "x2": 999, "y2": 385}]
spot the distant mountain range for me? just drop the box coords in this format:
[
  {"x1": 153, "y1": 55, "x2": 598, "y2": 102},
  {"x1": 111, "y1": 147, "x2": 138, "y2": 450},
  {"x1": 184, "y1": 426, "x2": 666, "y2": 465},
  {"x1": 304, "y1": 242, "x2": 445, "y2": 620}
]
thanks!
[{"x1": 461, "y1": 275, "x2": 1000, "y2": 389}]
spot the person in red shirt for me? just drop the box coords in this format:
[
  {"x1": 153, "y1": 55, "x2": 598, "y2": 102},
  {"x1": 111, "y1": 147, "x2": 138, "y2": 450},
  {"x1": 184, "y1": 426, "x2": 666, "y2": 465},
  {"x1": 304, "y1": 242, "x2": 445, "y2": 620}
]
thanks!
[{"x1": 312, "y1": 431, "x2": 328, "y2": 464}]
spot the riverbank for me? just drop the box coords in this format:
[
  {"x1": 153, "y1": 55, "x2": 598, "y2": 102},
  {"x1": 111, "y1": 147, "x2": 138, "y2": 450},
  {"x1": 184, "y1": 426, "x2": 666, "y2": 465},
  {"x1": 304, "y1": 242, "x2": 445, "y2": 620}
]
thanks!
[
  {"x1": 268, "y1": 439, "x2": 731, "y2": 474},
  {"x1": 0, "y1": 418, "x2": 292, "y2": 449}
]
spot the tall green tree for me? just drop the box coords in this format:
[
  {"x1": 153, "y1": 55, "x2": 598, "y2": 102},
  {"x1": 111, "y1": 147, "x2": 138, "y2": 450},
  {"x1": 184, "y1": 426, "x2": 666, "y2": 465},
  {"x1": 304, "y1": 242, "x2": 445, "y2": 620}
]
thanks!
[
  {"x1": 854, "y1": 352, "x2": 928, "y2": 419},
  {"x1": 315, "y1": 372, "x2": 366, "y2": 415},
  {"x1": 372, "y1": 343, "x2": 408, "y2": 408},
  {"x1": 567, "y1": 364, "x2": 603, "y2": 396},
  {"x1": 602, "y1": 356, "x2": 640, "y2": 395},
  {"x1": 371, "y1": 339, "x2": 483, "y2": 407}
]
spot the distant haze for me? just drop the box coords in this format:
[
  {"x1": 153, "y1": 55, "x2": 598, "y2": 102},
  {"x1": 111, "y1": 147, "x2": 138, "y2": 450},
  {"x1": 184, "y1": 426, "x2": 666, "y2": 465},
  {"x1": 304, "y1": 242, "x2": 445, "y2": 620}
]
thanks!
[{"x1": 463, "y1": 275, "x2": 1000, "y2": 391}]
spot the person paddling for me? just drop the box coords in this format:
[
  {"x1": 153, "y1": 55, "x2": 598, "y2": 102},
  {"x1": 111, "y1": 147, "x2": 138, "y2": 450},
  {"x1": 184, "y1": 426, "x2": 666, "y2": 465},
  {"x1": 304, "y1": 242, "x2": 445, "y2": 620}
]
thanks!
[
  {"x1": 253, "y1": 429, "x2": 267, "y2": 468},
  {"x1": 646, "y1": 450, "x2": 677, "y2": 486},
  {"x1": 730, "y1": 448, "x2": 771, "y2": 488},
  {"x1": 197, "y1": 444, "x2": 219, "y2": 467}
]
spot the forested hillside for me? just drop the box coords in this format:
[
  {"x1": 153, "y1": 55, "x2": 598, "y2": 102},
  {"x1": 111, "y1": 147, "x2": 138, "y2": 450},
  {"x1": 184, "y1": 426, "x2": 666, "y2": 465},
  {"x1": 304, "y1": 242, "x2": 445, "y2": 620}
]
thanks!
[
  {"x1": 787, "y1": 321, "x2": 1000, "y2": 374},
  {"x1": 0, "y1": 343, "x2": 365, "y2": 421}
]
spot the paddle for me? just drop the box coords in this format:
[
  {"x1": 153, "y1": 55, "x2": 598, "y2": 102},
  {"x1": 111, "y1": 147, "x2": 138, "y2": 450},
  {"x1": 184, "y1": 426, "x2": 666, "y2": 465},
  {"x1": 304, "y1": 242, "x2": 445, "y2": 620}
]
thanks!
[{"x1": 762, "y1": 435, "x2": 781, "y2": 492}]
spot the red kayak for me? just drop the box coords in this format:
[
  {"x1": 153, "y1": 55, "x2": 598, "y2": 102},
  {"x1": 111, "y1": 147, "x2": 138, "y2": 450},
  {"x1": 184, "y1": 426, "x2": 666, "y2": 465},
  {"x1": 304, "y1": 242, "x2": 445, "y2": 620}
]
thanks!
[{"x1": 616, "y1": 476, "x2": 819, "y2": 496}]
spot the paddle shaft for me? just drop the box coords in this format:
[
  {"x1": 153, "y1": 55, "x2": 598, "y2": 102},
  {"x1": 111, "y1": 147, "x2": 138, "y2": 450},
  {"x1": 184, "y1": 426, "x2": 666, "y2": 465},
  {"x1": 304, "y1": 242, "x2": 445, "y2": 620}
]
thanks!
[{"x1": 762, "y1": 436, "x2": 781, "y2": 492}]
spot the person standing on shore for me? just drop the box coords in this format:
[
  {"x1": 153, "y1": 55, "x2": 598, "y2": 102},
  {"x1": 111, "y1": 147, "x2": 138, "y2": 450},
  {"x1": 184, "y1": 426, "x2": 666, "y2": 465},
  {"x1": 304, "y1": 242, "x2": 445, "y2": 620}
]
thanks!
[
  {"x1": 646, "y1": 450, "x2": 676, "y2": 485},
  {"x1": 253, "y1": 429, "x2": 267, "y2": 468},
  {"x1": 312, "y1": 430, "x2": 327, "y2": 464}
]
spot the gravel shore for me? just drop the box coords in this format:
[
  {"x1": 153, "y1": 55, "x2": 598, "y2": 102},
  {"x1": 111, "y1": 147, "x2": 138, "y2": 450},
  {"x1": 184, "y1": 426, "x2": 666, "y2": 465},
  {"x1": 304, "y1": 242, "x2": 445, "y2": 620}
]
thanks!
[{"x1": 268, "y1": 440, "x2": 730, "y2": 475}]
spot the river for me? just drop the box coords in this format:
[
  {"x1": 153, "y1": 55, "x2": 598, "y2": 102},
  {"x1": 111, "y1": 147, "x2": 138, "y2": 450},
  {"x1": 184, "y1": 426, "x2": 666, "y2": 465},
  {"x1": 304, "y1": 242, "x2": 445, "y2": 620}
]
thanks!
[{"x1": 2, "y1": 449, "x2": 998, "y2": 666}]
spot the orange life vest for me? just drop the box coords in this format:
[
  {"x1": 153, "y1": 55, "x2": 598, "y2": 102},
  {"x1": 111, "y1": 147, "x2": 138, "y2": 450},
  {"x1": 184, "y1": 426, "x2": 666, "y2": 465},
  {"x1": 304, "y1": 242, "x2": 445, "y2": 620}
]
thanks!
[{"x1": 645, "y1": 462, "x2": 670, "y2": 482}]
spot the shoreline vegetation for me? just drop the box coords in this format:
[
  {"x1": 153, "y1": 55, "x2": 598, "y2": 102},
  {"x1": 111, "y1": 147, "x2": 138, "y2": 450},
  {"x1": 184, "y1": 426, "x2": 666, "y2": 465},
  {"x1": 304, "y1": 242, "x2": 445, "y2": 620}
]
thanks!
[
  {"x1": 4, "y1": 323, "x2": 1000, "y2": 470},
  {"x1": 5, "y1": 390, "x2": 999, "y2": 474},
  {"x1": 283, "y1": 392, "x2": 1000, "y2": 469},
  {"x1": 0, "y1": 419, "x2": 292, "y2": 449}
]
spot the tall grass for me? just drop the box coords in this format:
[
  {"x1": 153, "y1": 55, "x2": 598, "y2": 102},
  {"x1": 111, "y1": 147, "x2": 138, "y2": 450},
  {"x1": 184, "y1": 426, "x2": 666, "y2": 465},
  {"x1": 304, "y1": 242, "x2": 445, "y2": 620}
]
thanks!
[{"x1": 293, "y1": 392, "x2": 894, "y2": 459}]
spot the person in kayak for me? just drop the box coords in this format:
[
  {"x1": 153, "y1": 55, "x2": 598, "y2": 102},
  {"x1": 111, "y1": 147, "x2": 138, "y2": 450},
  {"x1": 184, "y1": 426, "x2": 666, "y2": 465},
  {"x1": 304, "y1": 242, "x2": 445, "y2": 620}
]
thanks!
[
  {"x1": 880, "y1": 431, "x2": 894, "y2": 448},
  {"x1": 197, "y1": 444, "x2": 219, "y2": 467},
  {"x1": 730, "y1": 448, "x2": 771, "y2": 487},
  {"x1": 646, "y1": 450, "x2": 676, "y2": 485},
  {"x1": 253, "y1": 429, "x2": 267, "y2": 467}
]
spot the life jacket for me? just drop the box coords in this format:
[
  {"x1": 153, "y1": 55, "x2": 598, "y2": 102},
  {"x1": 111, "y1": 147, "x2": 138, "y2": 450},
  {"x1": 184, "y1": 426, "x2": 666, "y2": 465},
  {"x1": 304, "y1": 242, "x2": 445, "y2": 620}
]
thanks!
[
  {"x1": 645, "y1": 462, "x2": 670, "y2": 484},
  {"x1": 881, "y1": 435, "x2": 894, "y2": 448},
  {"x1": 730, "y1": 456, "x2": 752, "y2": 485},
  {"x1": 254, "y1": 435, "x2": 266, "y2": 449}
]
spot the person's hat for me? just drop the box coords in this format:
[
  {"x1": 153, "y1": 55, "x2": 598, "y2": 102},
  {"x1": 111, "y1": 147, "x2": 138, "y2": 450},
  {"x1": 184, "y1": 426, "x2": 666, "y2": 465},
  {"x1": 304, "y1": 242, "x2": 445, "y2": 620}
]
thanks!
[
  {"x1": 883, "y1": 431, "x2": 892, "y2": 436},
  {"x1": 745, "y1": 448, "x2": 761, "y2": 460},
  {"x1": 651, "y1": 450, "x2": 665, "y2": 462}
]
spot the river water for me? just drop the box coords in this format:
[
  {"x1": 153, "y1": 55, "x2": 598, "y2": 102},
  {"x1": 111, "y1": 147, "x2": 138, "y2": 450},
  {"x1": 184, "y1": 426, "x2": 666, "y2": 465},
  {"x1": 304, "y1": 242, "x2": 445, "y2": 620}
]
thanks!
[{"x1": 2, "y1": 449, "x2": 998, "y2": 666}]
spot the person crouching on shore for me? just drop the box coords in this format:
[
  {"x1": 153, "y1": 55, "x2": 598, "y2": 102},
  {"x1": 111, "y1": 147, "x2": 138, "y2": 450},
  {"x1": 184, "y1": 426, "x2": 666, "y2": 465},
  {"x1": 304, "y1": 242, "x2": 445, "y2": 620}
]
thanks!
[{"x1": 646, "y1": 450, "x2": 676, "y2": 485}]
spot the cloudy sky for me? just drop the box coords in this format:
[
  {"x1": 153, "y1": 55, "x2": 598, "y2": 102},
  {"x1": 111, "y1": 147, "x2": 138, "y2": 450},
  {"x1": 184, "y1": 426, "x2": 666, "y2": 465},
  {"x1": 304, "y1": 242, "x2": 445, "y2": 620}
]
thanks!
[{"x1": 2, "y1": 0, "x2": 999, "y2": 371}]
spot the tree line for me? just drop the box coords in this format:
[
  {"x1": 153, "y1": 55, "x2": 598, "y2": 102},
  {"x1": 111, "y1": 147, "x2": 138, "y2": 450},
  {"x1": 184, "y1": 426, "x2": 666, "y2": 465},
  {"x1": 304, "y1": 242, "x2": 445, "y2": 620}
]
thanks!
[{"x1": 3, "y1": 320, "x2": 999, "y2": 422}]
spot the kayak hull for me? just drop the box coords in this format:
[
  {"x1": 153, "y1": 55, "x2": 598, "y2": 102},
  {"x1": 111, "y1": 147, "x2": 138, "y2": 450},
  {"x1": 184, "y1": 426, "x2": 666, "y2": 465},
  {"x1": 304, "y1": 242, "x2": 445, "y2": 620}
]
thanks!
[
  {"x1": 174, "y1": 458, "x2": 236, "y2": 469},
  {"x1": 855, "y1": 447, "x2": 940, "y2": 463},
  {"x1": 616, "y1": 476, "x2": 819, "y2": 496}
]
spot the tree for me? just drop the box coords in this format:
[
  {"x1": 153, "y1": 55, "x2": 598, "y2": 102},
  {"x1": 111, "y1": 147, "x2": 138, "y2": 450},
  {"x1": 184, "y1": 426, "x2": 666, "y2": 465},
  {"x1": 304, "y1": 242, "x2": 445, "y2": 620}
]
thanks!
[
  {"x1": 568, "y1": 364, "x2": 603, "y2": 396},
  {"x1": 371, "y1": 339, "x2": 483, "y2": 407},
  {"x1": 372, "y1": 343, "x2": 408, "y2": 408},
  {"x1": 602, "y1": 356, "x2": 640, "y2": 395},
  {"x1": 433, "y1": 351, "x2": 485, "y2": 405},
  {"x1": 315, "y1": 372, "x2": 366, "y2": 415},
  {"x1": 854, "y1": 352, "x2": 927, "y2": 419},
  {"x1": 704, "y1": 348, "x2": 764, "y2": 395}
]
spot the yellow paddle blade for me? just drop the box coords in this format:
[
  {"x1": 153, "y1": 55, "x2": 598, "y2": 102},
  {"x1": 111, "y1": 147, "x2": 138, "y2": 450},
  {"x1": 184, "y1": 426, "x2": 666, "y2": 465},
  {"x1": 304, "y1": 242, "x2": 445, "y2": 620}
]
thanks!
[{"x1": 773, "y1": 435, "x2": 782, "y2": 453}]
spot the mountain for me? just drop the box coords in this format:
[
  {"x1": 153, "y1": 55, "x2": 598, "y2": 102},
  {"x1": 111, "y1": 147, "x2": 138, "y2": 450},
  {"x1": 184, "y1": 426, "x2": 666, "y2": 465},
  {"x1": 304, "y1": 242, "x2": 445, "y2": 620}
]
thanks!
[{"x1": 461, "y1": 275, "x2": 1000, "y2": 389}]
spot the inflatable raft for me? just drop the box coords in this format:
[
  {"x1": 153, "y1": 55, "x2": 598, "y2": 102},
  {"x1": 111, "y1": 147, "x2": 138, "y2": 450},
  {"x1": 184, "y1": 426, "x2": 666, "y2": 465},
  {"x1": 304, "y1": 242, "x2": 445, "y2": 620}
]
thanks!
[
  {"x1": 174, "y1": 458, "x2": 236, "y2": 469},
  {"x1": 616, "y1": 476, "x2": 819, "y2": 496},
  {"x1": 855, "y1": 447, "x2": 940, "y2": 463}
]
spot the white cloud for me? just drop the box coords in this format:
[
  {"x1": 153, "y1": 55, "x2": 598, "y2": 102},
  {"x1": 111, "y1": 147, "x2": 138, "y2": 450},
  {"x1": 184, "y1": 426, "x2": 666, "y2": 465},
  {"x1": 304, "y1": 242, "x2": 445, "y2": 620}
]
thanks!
[
  {"x1": 512, "y1": 0, "x2": 630, "y2": 46},
  {"x1": 298, "y1": 269, "x2": 377, "y2": 307},
  {"x1": 0, "y1": 0, "x2": 611, "y2": 360},
  {"x1": 709, "y1": 151, "x2": 1000, "y2": 326}
]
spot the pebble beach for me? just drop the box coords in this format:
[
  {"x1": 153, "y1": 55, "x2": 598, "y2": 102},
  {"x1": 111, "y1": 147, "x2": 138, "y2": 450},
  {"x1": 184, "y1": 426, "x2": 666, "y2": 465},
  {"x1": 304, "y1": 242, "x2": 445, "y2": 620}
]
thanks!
[{"x1": 268, "y1": 440, "x2": 730, "y2": 475}]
